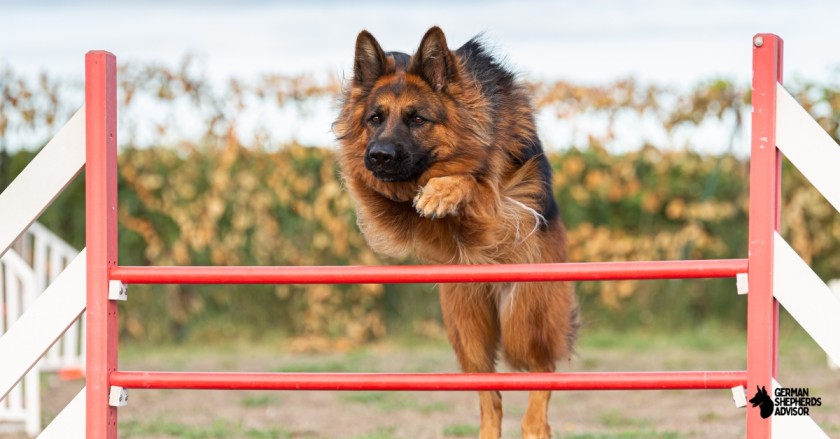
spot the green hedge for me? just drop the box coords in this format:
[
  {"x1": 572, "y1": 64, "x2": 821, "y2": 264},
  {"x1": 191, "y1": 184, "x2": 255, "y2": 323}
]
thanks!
[{"x1": 7, "y1": 143, "x2": 838, "y2": 347}]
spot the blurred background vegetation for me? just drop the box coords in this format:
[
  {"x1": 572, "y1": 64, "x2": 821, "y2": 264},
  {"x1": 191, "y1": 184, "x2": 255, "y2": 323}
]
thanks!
[{"x1": 2, "y1": 61, "x2": 839, "y2": 350}]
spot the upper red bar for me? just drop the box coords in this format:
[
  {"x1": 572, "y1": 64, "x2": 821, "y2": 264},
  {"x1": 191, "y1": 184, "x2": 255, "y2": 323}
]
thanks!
[
  {"x1": 110, "y1": 259, "x2": 747, "y2": 284},
  {"x1": 110, "y1": 370, "x2": 746, "y2": 391}
]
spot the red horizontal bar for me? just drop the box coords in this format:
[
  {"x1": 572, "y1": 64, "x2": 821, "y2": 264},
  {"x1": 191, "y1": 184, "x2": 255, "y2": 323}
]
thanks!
[
  {"x1": 110, "y1": 371, "x2": 746, "y2": 391},
  {"x1": 111, "y1": 259, "x2": 747, "y2": 284}
]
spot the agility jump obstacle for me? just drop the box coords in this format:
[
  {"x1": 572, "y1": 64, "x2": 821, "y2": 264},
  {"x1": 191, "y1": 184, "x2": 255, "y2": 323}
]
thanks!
[
  {"x1": 0, "y1": 33, "x2": 838, "y2": 438},
  {"x1": 0, "y1": 223, "x2": 83, "y2": 436}
]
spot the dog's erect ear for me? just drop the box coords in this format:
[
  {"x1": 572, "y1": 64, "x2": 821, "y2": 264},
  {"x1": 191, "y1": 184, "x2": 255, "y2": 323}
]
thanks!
[
  {"x1": 411, "y1": 26, "x2": 457, "y2": 92},
  {"x1": 354, "y1": 31, "x2": 388, "y2": 89}
]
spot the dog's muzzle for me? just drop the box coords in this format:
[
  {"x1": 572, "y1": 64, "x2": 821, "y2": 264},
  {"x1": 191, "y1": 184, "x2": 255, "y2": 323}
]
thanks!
[{"x1": 365, "y1": 141, "x2": 416, "y2": 182}]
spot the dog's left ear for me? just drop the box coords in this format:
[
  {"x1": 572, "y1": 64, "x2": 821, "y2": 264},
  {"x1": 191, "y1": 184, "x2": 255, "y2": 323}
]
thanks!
[
  {"x1": 411, "y1": 26, "x2": 457, "y2": 92},
  {"x1": 354, "y1": 30, "x2": 388, "y2": 89}
]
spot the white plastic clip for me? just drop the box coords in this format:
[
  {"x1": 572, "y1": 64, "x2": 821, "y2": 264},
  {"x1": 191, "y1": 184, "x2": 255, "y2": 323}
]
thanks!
[
  {"x1": 732, "y1": 385, "x2": 747, "y2": 408},
  {"x1": 736, "y1": 273, "x2": 749, "y2": 295},
  {"x1": 109, "y1": 386, "x2": 128, "y2": 407},
  {"x1": 109, "y1": 280, "x2": 128, "y2": 301}
]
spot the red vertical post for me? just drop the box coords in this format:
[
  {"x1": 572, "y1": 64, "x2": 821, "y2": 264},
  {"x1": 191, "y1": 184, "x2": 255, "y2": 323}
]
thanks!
[
  {"x1": 85, "y1": 51, "x2": 119, "y2": 439},
  {"x1": 747, "y1": 33, "x2": 783, "y2": 438}
]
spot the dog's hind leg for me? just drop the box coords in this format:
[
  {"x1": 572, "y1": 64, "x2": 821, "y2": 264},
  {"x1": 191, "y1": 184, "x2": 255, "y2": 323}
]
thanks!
[
  {"x1": 478, "y1": 390, "x2": 503, "y2": 439},
  {"x1": 522, "y1": 389, "x2": 552, "y2": 439},
  {"x1": 499, "y1": 281, "x2": 576, "y2": 439},
  {"x1": 439, "y1": 283, "x2": 502, "y2": 439}
]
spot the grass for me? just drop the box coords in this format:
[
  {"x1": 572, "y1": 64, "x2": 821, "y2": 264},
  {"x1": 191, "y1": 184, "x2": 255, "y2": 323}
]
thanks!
[
  {"x1": 558, "y1": 432, "x2": 680, "y2": 439},
  {"x1": 270, "y1": 350, "x2": 376, "y2": 373},
  {"x1": 111, "y1": 322, "x2": 831, "y2": 438},
  {"x1": 343, "y1": 391, "x2": 391, "y2": 405},
  {"x1": 575, "y1": 310, "x2": 815, "y2": 355},
  {"x1": 578, "y1": 323, "x2": 746, "y2": 352},
  {"x1": 596, "y1": 410, "x2": 650, "y2": 428},
  {"x1": 272, "y1": 360, "x2": 362, "y2": 373},
  {"x1": 351, "y1": 427, "x2": 398, "y2": 439},
  {"x1": 342, "y1": 391, "x2": 451, "y2": 413},
  {"x1": 698, "y1": 411, "x2": 720, "y2": 422},
  {"x1": 240, "y1": 395, "x2": 277, "y2": 407},
  {"x1": 443, "y1": 424, "x2": 480, "y2": 437},
  {"x1": 120, "y1": 420, "x2": 289, "y2": 438}
]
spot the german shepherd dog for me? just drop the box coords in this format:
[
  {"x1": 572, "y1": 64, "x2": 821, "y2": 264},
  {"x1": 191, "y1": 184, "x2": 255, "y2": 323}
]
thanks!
[{"x1": 334, "y1": 27, "x2": 579, "y2": 439}]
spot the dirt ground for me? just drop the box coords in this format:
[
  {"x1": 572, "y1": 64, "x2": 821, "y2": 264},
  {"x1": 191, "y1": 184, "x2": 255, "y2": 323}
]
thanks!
[{"x1": 6, "y1": 325, "x2": 840, "y2": 439}]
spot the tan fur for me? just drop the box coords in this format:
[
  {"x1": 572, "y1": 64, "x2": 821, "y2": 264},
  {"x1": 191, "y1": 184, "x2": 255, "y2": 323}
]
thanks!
[{"x1": 335, "y1": 27, "x2": 579, "y2": 439}]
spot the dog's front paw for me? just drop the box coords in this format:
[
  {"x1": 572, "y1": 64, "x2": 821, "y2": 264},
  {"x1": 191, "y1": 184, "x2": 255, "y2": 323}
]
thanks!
[{"x1": 413, "y1": 176, "x2": 472, "y2": 219}]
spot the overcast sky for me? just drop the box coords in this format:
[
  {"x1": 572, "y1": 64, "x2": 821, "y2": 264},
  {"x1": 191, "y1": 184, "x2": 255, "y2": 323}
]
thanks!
[
  {"x1": 4, "y1": 0, "x2": 840, "y2": 86},
  {"x1": 3, "y1": 0, "x2": 840, "y2": 153}
]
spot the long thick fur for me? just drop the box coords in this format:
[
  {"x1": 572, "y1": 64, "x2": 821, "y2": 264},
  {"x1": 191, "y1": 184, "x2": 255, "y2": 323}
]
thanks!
[{"x1": 334, "y1": 27, "x2": 579, "y2": 439}]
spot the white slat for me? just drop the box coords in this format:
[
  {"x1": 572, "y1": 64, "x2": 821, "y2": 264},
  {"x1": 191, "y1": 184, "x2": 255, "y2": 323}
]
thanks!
[
  {"x1": 771, "y1": 379, "x2": 828, "y2": 439},
  {"x1": 0, "y1": 264, "x2": 4, "y2": 343},
  {"x1": 0, "y1": 107, "x2": 85, "y2": 258},
  {"x1": 0, "y1": 250, "x2": 86, "y2": 400},
  {"x1": 32, "y1": 237, "x2": 48, "y2": 292},
  {"x1": 775, "y1": 84, "x2": 840, "y2": 214},
  {"x1": 5, "y1": 269, "x2": 23, "y2": 410},
  {"x1": 1, "y1": 251, "x2": 37, "y2": 415},
  {"x1": 37, "y1": 387, "x2": 85, "y2": 439},
  {"x1": 23, "y1": 367, "x2": 40, "y2": 436},
  {"x1": 829, "y1": 280, "x2": 840, "y2": 370},
  {"x1": 773, "y1": 233, "x2": 840, "y2": 365}
]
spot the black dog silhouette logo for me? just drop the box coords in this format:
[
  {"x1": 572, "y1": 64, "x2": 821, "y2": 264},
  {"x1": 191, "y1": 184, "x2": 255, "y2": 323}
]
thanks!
[{"x1": 749, "y1": 386, "x2": 775, "y2": 419}]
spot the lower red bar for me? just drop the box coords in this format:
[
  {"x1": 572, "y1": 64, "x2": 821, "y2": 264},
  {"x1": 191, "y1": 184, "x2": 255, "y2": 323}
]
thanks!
[
  {"x1": 110, "y1": 371, "x2": 746, "y2": 391},
  {"x1": 110, "y1": 259, "x2": 748, "y2": 284}
]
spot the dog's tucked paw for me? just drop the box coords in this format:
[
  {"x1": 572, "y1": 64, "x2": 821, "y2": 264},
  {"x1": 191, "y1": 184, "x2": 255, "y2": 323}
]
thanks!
[{"x1": 413, "y1": 176, "x2": 472, "y2": 219}]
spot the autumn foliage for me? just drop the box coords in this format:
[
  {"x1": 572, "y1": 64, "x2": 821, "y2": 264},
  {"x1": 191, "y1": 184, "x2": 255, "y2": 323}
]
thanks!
[{"x1": 2, "y1": 60, "x2": 839, "y2": 348}]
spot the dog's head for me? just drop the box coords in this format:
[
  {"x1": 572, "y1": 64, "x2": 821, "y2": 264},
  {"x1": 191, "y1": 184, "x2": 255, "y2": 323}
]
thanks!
[{"x1": 335, "y1": 27, "x2": 490, "y2": 201}]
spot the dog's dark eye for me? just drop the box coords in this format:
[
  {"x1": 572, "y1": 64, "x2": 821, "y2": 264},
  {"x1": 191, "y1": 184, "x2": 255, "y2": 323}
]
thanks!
[
  {"x1": 369, "y1": 114, "x2": 382, "y2": 125},
  {"x1": 411, "y1": 115, "x2": 426, "y2": 126}
]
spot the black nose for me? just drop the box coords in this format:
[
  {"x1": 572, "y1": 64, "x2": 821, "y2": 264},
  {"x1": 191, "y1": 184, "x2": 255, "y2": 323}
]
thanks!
[{"x1": 367, "y1": 142, "x2": 398, "y2": 165}]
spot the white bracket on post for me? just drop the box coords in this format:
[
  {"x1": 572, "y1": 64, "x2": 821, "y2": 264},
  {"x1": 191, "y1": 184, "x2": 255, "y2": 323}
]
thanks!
[
  {"x1": 109, "y1": 280, "x2": 128, "y2": 301},
  {"x1": 736, "y1": 273, "x2": 749, "y2": 295},
  {"x1": 731, "y1": 385, "x2": 747, "y2": 408},
  {"x1": 108, "y1": 386, "x2": 128, "y2": 407}
]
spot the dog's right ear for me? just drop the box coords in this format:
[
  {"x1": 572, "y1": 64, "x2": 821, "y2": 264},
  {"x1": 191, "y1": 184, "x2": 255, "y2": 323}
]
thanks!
[
  {"x1": 410, "y1": 26, "x2": 457, "y2": 92},
  {"x1": 354, "y1": 31, "x2": 388, "y2": 89}
]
